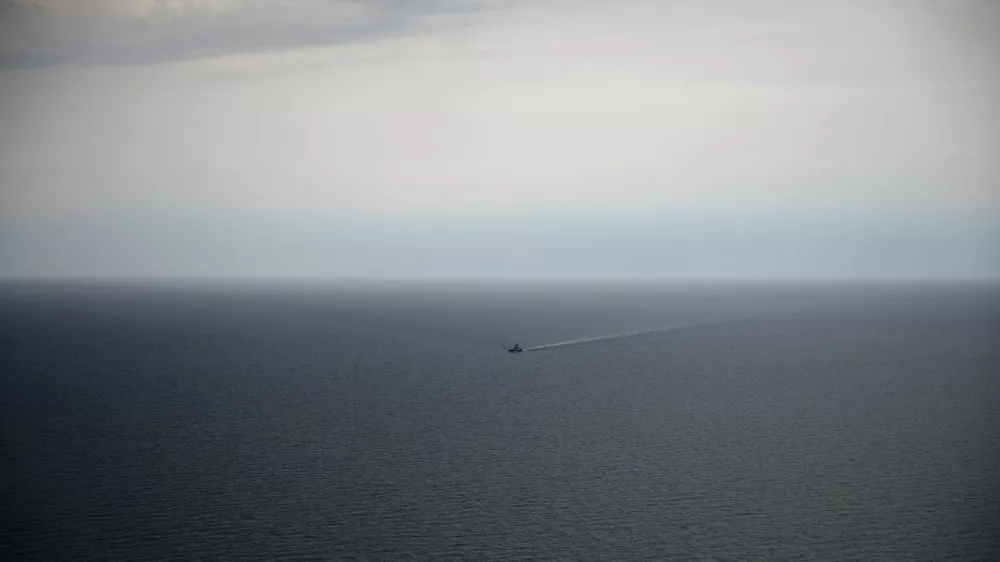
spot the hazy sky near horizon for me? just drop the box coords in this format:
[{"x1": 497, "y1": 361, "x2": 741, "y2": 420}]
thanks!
[{"x1": 1, "y1": 0, "x2": 998, "y2": 279}]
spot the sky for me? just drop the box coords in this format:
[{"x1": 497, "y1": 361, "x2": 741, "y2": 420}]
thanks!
[{"x1": 0, "y1": 0, "x2": 997, "y2": 280}]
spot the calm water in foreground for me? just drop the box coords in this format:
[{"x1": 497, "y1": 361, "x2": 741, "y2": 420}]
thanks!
[{"x1": 2, "y1": 281, "x2": 998, "y2": 560}]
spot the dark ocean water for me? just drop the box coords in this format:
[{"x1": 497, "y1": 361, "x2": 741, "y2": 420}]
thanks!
[{"x1": 2, "y1": 281, "x2": 998, "y2": 561}]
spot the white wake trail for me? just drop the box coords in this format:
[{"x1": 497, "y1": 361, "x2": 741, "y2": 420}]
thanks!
[{"x1": 523, "y1": 319, "x2": 737, "y2": 352}]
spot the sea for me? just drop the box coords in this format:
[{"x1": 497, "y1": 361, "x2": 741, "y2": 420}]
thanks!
[{"x1": 2, "y1": 281, "x2": 998, "y2": 560}]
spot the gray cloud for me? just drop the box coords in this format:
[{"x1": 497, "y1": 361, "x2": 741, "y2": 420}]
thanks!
[
  {"x1": 0, "y1": 0, "x2": 510, "y2": 67},
  {"x1": 1, "y1": 0, "x2": 997, "y2": 280}
]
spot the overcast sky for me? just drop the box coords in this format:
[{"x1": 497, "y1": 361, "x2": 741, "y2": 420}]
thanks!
[{"x1": 1, "y1": 0, "x2": 997, "y2": 280}]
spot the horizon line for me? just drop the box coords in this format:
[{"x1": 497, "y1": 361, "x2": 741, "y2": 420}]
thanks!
[{"x1": 1, "y1": 275, "x2": 998, "y2": 286}]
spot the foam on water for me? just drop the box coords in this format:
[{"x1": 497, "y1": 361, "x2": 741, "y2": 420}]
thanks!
[{"x1": 523, "y1": 319, "x2": 741, "y2": 351}]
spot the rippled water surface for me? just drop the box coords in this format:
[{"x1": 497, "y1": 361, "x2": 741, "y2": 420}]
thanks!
[{"x1": 2, "y1": 282, "x2": 998, "y2": 560}]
